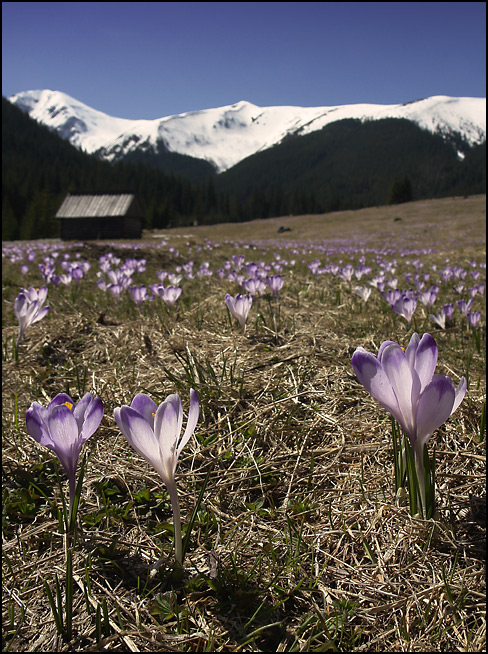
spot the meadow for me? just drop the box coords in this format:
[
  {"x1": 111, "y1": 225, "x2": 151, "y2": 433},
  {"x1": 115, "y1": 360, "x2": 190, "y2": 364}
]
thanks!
[{"x1": 2, "y1": 194, "x2": 486, "y2": 652}]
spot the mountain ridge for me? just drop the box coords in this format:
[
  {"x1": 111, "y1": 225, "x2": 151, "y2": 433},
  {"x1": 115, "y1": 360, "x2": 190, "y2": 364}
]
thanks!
[
  {"x1": 8, "y1": 90, "x2": 486, "y2": 173},
  {"x1": 2, "y1": 95, "x2": 485, "y2": 240}
]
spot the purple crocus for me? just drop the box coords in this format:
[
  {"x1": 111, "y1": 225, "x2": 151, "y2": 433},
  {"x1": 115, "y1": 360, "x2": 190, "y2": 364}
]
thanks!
[
  {"x1": 456, "y1": 298, "x2": 474, "y2": 316},
  {"x1": 243, "y1": 277, "x2": 267, "y2": 297},
  {"x1": 14, "y1": 287, "x2": 50, "y2": 346},
  {"x1": 382, "y1": 289, "x2": 402, "y2": 307},
  {"x1": 225, "y1": 293, "x2": 253, "y2": 332},
  {"x1": 442, "y1": 304, "x2": 455, "y2": 322},
  {"x1": 467, "y1": 312, "x2": 481, "y2": 328},
  {"x1": 354, "y1": 286, "x2": 372, "y2": 303},
  {"x1": 114, "y1": 390, "x2": 199, "y2": 565},
  {"x1": 352, "y1": 333, "x2": 466, "y2": 509},
  {"x1": 392, "y1": 294, "x2": 417, "y2": 323},
  {"x1": 109, "y1": 282, "x2": 124, "y2": 300},
  {"x1": 129, "y1": 284, "x2": 148, "y2": 306},
  {"x1": 419, "y1": 287, "x2": 439, "y2": 307},
  {"x1": 339, "y1": 264, "x2": 355, "y2": 283},
  {"x1": 266, "y1": 275, "x2": 284, "y2": 297},
  {"x1": 25, "y1": 393, "x2": 103, "y2": 511},
  {"x1": 159, "y1": 285, "x2": 182, "y2": 307},
  {"x1": 429, "y1": 311, "x2": 446, "y2": 330}
]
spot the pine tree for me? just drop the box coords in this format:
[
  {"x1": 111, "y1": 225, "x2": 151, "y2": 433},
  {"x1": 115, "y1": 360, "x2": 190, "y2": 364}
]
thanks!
[{"x1": 388, "y1": 176, "x2": 413, "y2": 204}]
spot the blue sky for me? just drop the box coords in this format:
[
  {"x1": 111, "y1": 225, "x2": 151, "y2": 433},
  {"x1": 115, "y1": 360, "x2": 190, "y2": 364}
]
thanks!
[{"x1": 2, "y1": 1, "x2": 486, "y2": 119}]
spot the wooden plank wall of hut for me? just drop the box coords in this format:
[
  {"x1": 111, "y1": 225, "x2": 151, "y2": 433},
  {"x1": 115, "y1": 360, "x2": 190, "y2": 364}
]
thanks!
[{"x1": 59, "y1": 217, "x2": 142, "y2": 241}]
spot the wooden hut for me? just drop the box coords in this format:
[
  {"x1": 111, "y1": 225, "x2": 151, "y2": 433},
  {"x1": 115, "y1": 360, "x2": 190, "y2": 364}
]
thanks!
[{"x1": 56, "y1": 193, "x2": 145, "y2": 240}]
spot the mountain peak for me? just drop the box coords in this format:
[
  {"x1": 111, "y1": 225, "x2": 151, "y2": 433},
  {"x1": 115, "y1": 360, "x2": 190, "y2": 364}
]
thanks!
[{"x1": 8, "y1": 90, "x2": 486, "y2": 172}]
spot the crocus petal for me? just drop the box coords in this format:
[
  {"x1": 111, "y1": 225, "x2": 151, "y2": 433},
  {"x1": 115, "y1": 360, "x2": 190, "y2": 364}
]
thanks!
[
  {"x1": 14, "y1": 294, "x2": 28, "y2": 319},
  {"x1": 115, "y1": 406, "x2": 162, "y2": 474},
  {"x1": 46, "y1": 404, "x2": 81, "y2": 475},
  {"x1": 377, "y1": 340, "x2": 398, "y2": 362},
  {"x1": 21, "y1": 300, "x2": 40, "y2": 327},
  {"x1": 451, "y1": 377, "x2": 467, "y2": 415},
  {"x1": 47, "y1": 404, "x2": 79, "y2": 447},
  {"x1": 410, "y1": 333, "x2": 438, "y2": 393},
  {"x1": 176, "y1": 389, "x2": 200, "y2": 458},
  {"x1": 416, "y1": 375, "x2": 455, "y2": 451},
  {"x1": 352, "y1": 348, "x2": 403, "y2": 422},
  {"x1": 131, "y1": 394, "x2": 158, "y2": 427},
  {"x1": 26, "y1": 403, "x2": 53, "y2": 448},
  {"x1": 154, "y1": 395, "x2": 182, "y2": 459},
  {"x1": 404, "y1": 332, "x2": 420, "y2": 367},
  {"x1": 36, "y1": 286, "x2": 48, "y2": 305},
  {"x1": 31, "y1": 306, "x2": 50, "y2": 324},
  {"x1": 49, "y1": 393, "x2": 75, "y2": 409},
  {"x1": 78, "y1": 395, "x2": 104, "y2": 443},
  {"x1": 225, "y1": 294, "x2": 234, "y2": 312},
  {"x1": 379, "y1": 343, "x2": 418, "y2": 440}
]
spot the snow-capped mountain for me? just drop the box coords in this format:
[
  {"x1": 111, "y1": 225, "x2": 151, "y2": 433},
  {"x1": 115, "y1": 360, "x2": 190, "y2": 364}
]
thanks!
[{"x1": 8, "y1": 89, "x2": 486, "y2": 173}]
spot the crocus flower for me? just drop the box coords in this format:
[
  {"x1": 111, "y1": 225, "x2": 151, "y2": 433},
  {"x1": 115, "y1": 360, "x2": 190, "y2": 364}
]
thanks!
[
  {"x1": 387, "y1": 277, "x2": 398, "y2": 289},
  {"x1": 266, "y1": 275, "x2": 284, "y2": 297},
  {"x1": 14, "y1": 287, "x2": 50, "y2": 346},
  {"x1": 467, "y1": 311, "x2": 481, "y2": 328},
  {"x1": 114, "y1": 390, "x2": 199, "y2": 565},
  {"x1": 160, "y1": 285, "x2": 182, "y2": 307},
  {"x1": 442, "y1": 304, "x2": 455, "y2": 322},
  {"x1": 225, "y1": 293, "x2": 253, "y2": 331},
  {"x1": 429, "y1": 311, "x2": 446, "y2": 330},
  {"x1": 419, "y1": 287, "x2": 438, "y2": 307},
  {"x1": 129, "y1": 284, "x2": 148, "y2": 306},
  {"x1": 354, "y1": 286, "x2": 372, "y2": 302},
  {"x1": 339, "y1": 264, "x2": 354, "y2": 283},
  {"x1": 108, "y1": 282, "x2": 124, "y2": 300},
  {"x1": 232, "y1": 254, "x2": 245, "y2": 270},
  {"x1": 243, "y1": 277, "x2": 267, "y2": 297},
  {"x1": 26, "y1": 393, "x2": 103, "y2": 511},
  {"x1": 352, "y1": 333, "x2": 466, "y2": 511},
  {"x1": 392, "y1": 294, "x2": 417, "y2": 323},
  {"x1": 382, "y1": 289, "x2": 402, "y2": 307},
  {"x1": 167, "y1": 273, "x2": 182, "y2": 286},
  {"x1": 456, "y1": 298, "x2": 474, "y2": 316}
]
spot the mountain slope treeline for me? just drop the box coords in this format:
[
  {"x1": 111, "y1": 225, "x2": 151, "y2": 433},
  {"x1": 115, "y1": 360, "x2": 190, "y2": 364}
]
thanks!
[
  {"x1": 2, "y1": 97, "x2": 485, "y2": 240},
  {"x1": 216, "y1": 117, "x2": 486, "y2": 217},
  {"x1": 2, "y1": 98, "x2": 224, "y2": 240}
]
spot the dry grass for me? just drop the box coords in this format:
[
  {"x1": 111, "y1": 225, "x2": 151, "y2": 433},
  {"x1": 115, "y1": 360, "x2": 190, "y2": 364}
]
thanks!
[{"x1": 2, "y1": 195, "x2": 486, "y2": 651}]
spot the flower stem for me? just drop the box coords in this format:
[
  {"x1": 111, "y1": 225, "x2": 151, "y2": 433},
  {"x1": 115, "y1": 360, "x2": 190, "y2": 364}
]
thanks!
[
  {"x1": 414, "y1": 453, "x2": 427, "y2": 518},
  {"x1": 167, "y1": 482, "x2": 183, "y2": 566}
]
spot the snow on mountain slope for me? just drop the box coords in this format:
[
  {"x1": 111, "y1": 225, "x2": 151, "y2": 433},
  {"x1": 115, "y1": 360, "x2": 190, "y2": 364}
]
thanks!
[
  {"x1": 9, "y1": 89, "x2": 136, "y2": 153},
  {"x1": 8, "y1": 90, "x2": 486, "y2": 173}
]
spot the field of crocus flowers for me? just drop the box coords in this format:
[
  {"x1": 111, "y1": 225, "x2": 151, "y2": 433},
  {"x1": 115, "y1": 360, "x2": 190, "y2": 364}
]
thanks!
[{"x1": 2, "y1": 194, "x2": 486, "y2": 652}]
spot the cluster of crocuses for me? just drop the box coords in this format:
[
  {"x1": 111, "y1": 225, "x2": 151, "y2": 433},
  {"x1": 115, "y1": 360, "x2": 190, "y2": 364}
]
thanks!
[
  {"x1": 307, "y1": 255, "x2": 484, "y2": 329},
  {"x1": 10, "y1": 236, "x2": 483, "y2": 332},
  {"x1": 95, "y1": 255, "x2": 185, "y2": 308},
  {"x1": 216, "y1": 252, "x2": 290, "y2": 292},
  {"x1": 26, "y1": 327, "x2": 468, "y2": 556},
  {"x1": 25, "y1": 388, "x2": 199, "y2": 566},
  {"x1": 38, "y1": 253, "x2": 91, "y2": 286}
]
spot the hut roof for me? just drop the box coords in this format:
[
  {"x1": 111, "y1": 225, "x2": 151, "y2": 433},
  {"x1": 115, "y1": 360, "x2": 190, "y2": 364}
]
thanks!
[{"x1": 56, "y1": 193, "x2": 143, "y2": 219}]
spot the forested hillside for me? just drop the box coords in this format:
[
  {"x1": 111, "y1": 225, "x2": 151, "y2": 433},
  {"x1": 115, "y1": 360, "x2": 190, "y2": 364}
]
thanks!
[
  {"x1": 2, "y1": 98, "x2": 220, "y2": 240},
  {"x1": 2, "y1": 97, "x2": 485, "y2": 240},
  {"x1": 215, "y1": 118, "x2": 486, "y2": 216}
]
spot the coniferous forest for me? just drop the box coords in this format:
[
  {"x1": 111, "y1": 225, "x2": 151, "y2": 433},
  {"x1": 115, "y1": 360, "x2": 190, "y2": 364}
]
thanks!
[{"x1": 2, "y1": 97, "x2": 486, "y2": 240}]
